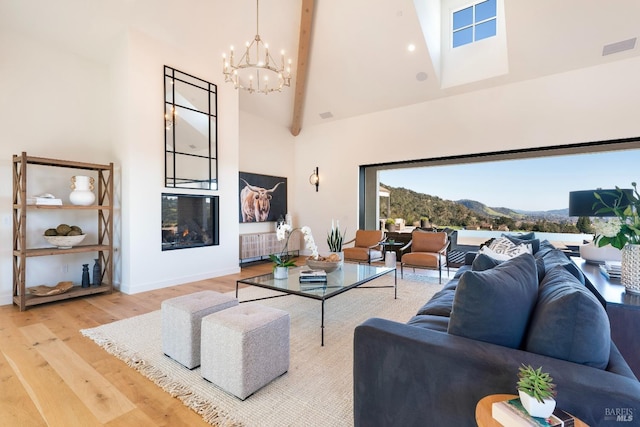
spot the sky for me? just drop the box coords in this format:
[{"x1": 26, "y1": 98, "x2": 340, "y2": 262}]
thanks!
[{"x1": 379, "y1": 149, "x2": 638, "y2": 212}]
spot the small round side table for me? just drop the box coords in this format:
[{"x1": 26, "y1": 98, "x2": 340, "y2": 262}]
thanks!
[{"x1": 475, "y1": 394, "x2": 589, "y2": 427}]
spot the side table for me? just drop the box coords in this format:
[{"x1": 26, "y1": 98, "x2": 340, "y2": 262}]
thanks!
[
  {"x1": 380, "y1": 241, "x2": 404, "y2": 266},
  {"x1": 476, "y1": 394, "x2": 588, "y2": 427}
]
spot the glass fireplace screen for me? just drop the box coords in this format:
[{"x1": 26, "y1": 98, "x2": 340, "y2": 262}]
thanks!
[{"x1": 161, "y1": 193, "x2": 219, "y2": 250}]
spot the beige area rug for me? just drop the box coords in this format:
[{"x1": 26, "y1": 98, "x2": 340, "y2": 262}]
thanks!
[{"x1": 81, "y1": 272, "x2": 442, "y2": 427}]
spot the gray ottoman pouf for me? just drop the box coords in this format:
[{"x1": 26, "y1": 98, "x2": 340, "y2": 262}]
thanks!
[
  {"x1": 161, "y1": 290, "x2": 238, "y2": 369},
  {"x1": 201, "y1": 302, "x2": 290, "y2": 400}
]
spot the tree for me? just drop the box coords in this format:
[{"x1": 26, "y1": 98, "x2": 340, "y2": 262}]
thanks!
[{"x1": 576, "y1": 216, "x2": 593, "y2": 234}]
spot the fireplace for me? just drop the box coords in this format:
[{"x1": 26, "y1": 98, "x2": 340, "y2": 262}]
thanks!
[{"x1": 162, "y1": 193, "x2": 219, "y2": 250}]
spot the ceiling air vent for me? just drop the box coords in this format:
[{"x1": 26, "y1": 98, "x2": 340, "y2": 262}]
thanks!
[{"x1": 602, "y1": 38, "x2": 636, "y2": 56}]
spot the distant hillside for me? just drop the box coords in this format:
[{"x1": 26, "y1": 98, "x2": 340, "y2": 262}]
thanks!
[
  {"x1": 381, "y1": 184, "x2": 577, "y2": 232},
  {"x1": 456, "y1": 199, "x2": 526, "y2": 220},
  {"x1": 380, "y1": 185, "x2": 484, "y2": 227}
]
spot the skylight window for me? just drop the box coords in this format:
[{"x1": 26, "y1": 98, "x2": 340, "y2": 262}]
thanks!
[{"x1": 452, "y1": 0, "x2": 497, "y2": 48}]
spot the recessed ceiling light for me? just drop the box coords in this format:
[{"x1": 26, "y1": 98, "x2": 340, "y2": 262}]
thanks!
[
  {"x1": 408, "y1": 44, "x2": 416, "y2": 52},
  {"x1": 416, "y1": 72, "x2": 428, "y2": 82},
  {"x1": 319, "y1": 112, "x2": 333, "y2": 119}
]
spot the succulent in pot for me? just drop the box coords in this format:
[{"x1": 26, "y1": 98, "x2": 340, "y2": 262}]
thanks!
[{"x1": 517, "y1": 364, "x2": 557, "y2": 418}]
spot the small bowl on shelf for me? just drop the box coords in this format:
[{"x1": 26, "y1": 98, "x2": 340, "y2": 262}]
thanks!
[{"x1": 43, "y1": 234, "x2": 86, "y2": 249}]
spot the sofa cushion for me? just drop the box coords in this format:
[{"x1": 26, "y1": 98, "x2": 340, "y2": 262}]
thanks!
[
  {"x1": 407, "y1": 314, "x2": 449, "y2": 332},
  {"x1": 471, "y1": 253, "x2": 502, "y2": 271},
  {"x1": 416, "y1": 289, "x2": 455, "y2": 317},
  {"x1": 525, "y1": 265, "x2": 611, "y2": 369},
  {"x1": 448, "y1": 254, "x2": 539, "y2": 349},
  {"x1": 536, "y1": 247, "x2": 586, "y2": 284}
]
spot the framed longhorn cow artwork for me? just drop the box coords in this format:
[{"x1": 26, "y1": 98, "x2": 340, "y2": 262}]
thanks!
[{"x1": 239, "y1": 172, "x2": 288, "y2": 223}]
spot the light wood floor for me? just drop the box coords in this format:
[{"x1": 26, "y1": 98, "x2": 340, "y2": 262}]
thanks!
[{"x1": 0, "y1": 261, "x2": 278, "y2": 427}]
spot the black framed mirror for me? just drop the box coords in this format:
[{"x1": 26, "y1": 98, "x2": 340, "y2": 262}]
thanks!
[{"x1": 164, "y1": 66, "x2": 218, "y2": 190}]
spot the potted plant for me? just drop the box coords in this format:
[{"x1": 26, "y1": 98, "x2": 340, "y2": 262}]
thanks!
[
  {"x1": 269, "y1": 224, "x2": 298, "y2": 278},
  {"x1": 385, "y1": 218, "x2": 396, "y2": 232},
  {"x1": 593, "y1": 183, "x2": 640, "y2": 293},
  {"x1": 420, "y1": 216, "x2": 430, "y2": 228},
  {"x1": 327, "y1": 220, "x2": 346, "y2": 257},
  {"x1": 517, "y1": 364, "x2": 557, "y2": 418}
]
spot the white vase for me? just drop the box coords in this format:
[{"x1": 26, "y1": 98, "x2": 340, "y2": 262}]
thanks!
[
  {"x1": 69, "y1": 175, "x2": 96, "y2": 206},
  {"x1": 273, "y1": 266, "x2": 289, "y2": 279},
  {"x1": 518, "y1": 390, "x2": 556, "y2": 419},
  {"x1": 621, "y1": 244, "x2": 640, "y2": 295}
]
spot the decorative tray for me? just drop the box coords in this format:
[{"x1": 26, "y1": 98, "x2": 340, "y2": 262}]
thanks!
[{"x1": 28, "y1": 281, "x2": 73, "y2": 296}]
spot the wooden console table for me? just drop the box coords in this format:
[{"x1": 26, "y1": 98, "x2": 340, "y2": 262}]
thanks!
[
  {"x1": 239, "y1": 232, "x2": 300, "y2": 264},
  {"x1": 572, "y1": 257, "x2": 640, "y2": 378}
]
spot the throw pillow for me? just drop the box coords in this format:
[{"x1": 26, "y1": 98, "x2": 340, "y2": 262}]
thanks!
[
  {"x1": 472, "y1": 253, "x2": 502, "y2": 271},
  {"x1": 525, "y1": 265, "x2": 610, "y2": 369},
  {"x1": 477, "y1": 245, "x2": 513, "y2": 261},
  {"x1": 489, "y1": 236, "x2": 533, "y2": 256},
  {"x1": 448, "y1": 253, "x2": 539, "y2": 349},
  {"x1": 507, "y1": 231, "x2": 535, "y2": 240},
  {"x1": 502, "y1": 234, "x2": 540, "y2": 254},
  {"x1": 473, "y1": 252, "x2": 546, "y2": 282}
]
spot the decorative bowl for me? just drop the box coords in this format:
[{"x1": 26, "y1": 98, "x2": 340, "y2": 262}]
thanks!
[
  {"x1": 43, "y1": 234, "x2": 86, "y2": 249},
  {"x1": 306, "y1": 258, "x2": 343, "y2": 273}
]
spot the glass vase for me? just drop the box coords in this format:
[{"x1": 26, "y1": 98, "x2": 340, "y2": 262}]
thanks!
[{"x1": 622, "y1": 244, "x2": 640, "y2": 295}]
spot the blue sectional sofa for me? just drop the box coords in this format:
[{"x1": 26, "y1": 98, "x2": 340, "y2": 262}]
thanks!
[{"x1": 353, "y1": 238, "x2": 640, "y2": 427}]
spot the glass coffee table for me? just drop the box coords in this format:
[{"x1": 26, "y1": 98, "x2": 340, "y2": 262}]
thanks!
[{"x1": 236, "y1": 263, "x2": 397, "y2": 346}]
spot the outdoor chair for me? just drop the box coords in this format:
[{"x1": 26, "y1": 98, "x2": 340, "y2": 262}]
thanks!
[
  {"x1": 400, "y1": 230, "x2": 449, "y2": 283},
  {"x1": 343, "y1": 230, "x2": 385, "y2": 264}
]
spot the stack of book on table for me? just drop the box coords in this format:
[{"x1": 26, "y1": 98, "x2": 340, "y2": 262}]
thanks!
[
  {"x1": 299, "y1": 269, "x2": 327, "y2": 283},
  {"x1": 492, "y1": 398, "x2": 574, "y2": 427},
  {"x1": 600, "y1": 261, "x2": 622, "y2": 280}
]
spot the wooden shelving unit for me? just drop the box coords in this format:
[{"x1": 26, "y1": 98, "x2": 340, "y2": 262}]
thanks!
[{"x1": 12, "y1": 152, "x2": 114, "y2": 311}]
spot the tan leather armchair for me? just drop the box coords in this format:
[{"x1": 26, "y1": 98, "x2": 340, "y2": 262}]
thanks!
[
  {"x1": 343, "y1": 230, "x2": 385, "y2": 264},
  {"x1": 400, "y1": 231, "x2": 449, "y2": 283}
]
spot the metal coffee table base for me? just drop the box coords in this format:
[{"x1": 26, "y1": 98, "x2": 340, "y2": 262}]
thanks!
[{"x1": 236, "y1": 265, "x2": 397, "y2": 346}]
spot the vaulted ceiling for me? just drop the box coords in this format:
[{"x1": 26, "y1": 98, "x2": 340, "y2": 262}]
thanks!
[{"x1": 2, "y1": 0, "x2": 639, "y2": 135}]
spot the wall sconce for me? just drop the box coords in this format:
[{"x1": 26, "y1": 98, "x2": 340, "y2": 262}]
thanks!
[{"x1": 309, "y1": 167, "x2": 319, "y2": 192}]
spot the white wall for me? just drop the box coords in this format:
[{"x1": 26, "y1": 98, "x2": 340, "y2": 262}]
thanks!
[
  {"x1": 112, "y1": 30, "x2": 240, "y2": 295},
  {"x1": 286, "y1": 56, "x2": 640, "y2": 255},
  {"x1": 0, "y1": 31, "x2": 112, "y2": 303},
  {"x1": 0, "y1": 27, "x2": 242, "y2": 305},
  {"x1": 238, "y1": 111, "x2": 297, "y2": 236}
]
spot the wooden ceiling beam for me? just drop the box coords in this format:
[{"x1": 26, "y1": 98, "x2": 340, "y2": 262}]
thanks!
[{"x1": 290, "y1": 0, "x2": 314, "y2": 136}]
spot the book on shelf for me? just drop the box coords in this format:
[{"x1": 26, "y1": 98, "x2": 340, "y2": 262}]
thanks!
[
  {"x1": 299, "y1": 269, "x2": 327, "y2": 282},
  {"x1": 492, "y1": 398, "x2": 574, "y2": 427},
  {"x1": 27, "y1": 193, "x2": 63, "y2": 206}
]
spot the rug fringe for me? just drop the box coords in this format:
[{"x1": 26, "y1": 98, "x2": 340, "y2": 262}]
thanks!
[{"x1": 80, "y1": 329, "x2": 243, "y2": 427}]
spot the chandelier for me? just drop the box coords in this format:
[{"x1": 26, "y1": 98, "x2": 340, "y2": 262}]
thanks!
[{"x1": 222, "y1": 0, "x2": 292, "y2": 94}]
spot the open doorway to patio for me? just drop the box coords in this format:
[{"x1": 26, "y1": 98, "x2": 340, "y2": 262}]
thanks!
[{"x1": 359, "y1": 137, "x2": 640, "y2": 251}]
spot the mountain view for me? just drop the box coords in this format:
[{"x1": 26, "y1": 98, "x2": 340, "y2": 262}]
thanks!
[{"x1": 381, "y1": 184, "x2": 582, "y2": 233}]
